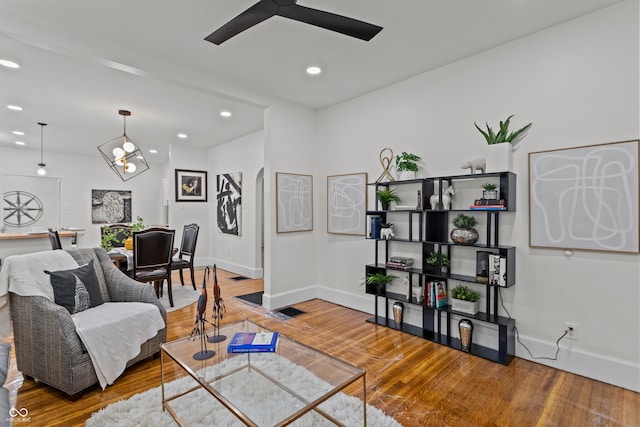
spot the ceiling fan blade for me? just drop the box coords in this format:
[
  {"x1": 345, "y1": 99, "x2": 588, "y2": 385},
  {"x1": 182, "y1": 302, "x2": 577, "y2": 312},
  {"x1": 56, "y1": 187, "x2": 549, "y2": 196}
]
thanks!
[
  {"x1": 205, "y1": 0, "x2": 279, "y2": 45},
  {"x1": 277, "y1": 4, "x2": 382, "y2": 41}
]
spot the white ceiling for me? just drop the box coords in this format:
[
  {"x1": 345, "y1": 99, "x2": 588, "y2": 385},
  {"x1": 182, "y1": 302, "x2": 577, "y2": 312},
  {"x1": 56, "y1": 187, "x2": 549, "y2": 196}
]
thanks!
[{"x1": 0, "y1": 0, "x2": 625, "y2": 163}]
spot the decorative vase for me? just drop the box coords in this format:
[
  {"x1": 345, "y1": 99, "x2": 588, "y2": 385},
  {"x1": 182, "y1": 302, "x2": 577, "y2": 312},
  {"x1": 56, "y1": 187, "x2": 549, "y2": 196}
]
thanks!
[
  {"x1": 482, "y1": 190, "x2": 498, "y2": 200},
  {"x1": 485, "y1": 143, "x2": 513, "y2": 173},
  {"x1": 124, "y1": 236, "x2": 133, "y2": 250},
  {"x1": 397, "y1": 170, "x2": 416, "y2": 181},
  {"x1": 458, "y1": 319, "x2": 474, "y2": 352},
  {"x1": 392, "y1": 302, "x2": 404, "y2": 329},
  {"x1": 450, "y1": 228, "x2": 479, "y2": 245}
]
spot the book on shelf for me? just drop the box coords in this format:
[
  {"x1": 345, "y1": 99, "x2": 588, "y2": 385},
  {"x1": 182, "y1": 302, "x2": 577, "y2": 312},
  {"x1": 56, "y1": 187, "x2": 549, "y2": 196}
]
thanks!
[
  {"x1": 488, "y1": 254, "x2": 507, "y2": 287},
  {"x1": 386, "y1": 262, "x2": 413, "y2": 270},
  {"x1": 469, "y1": 205, "x2": 507, "y2": 211},
  {"x1": 476, "y1": 251, "x2": 491, "y2": 283},
  {"x1": 425, "y1": 281, "x2": 447, "y2": 308},
  {"x1": 474, "y1": 199, "x2": 505, "y2": 206},
  {"x1": 227, "y1": 332, "x2": 279, "y2": 353},
  {"x1": 389, "y1": 256, "x2": 414, "y2": 264}
]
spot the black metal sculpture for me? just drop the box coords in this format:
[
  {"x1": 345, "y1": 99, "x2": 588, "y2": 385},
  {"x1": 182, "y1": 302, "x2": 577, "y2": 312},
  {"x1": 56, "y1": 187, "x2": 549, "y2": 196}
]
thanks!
[
  {"x1": 190, "y1": 266, "x2": 215, "y2": 360},
  {"x1": 208, "y1": 264, "x2": 227, "y2": 343}
]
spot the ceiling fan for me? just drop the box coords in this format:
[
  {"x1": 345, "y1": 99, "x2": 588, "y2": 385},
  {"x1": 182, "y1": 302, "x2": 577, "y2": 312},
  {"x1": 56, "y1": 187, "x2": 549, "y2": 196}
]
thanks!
[{"x1": 205, "y1": 0, "x2": 383, "y2": 45}]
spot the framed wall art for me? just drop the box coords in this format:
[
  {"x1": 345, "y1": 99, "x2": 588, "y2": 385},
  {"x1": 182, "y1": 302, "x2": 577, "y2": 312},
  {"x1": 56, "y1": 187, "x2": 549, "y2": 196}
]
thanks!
[
  {"x1": 276, "y1": 172, "x2": 313, "y2": 233},
  {"x1": 175, "y1": 169, "x2": 208, "y2": 202},
  {"x1": 327, "y1": 172, "x2": 367, "y2": 235},
  {"x1": 91, "y1": 189, "x2": 132, "y2": 224},
  {"x1": 217, "y1": 172, "x2": 242, "y2": 236},
  {"x1": 529, "y1": 140, "x2": 639, "y2": 253}
]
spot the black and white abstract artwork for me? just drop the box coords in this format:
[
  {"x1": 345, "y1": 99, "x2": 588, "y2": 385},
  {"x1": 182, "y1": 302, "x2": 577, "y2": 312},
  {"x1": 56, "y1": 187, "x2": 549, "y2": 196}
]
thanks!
[
  {"x1": 327, "y1": 172, "x2": 367, "y2": 235},
  {"x1": 91, "y1": 189, "x2": 132, "y2": 224},
  {"x1": 276, "y1": 172, "x2": 313, "y2": 233},
  {"x1": 217, "y1": 172, "x2": 242, "y2": 235}
]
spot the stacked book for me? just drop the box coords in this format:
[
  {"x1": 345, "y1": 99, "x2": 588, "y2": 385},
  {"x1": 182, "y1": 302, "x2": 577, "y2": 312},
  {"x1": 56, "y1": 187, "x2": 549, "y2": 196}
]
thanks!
[
  {"x1": 470, "y1": 198, "x2": 506, "y2": 211},
  {"x1": 386, "y1": 256, "x2": 414, "y2": 270},
  {"x1": 426, "y1": 280, "x2": 448, "y2": 308},
  {"x1": 227, "y1": 331, "x2": 279, "y2": 353},
  {"x1": 488, "y1": 254, "x2": 507, "y2": 287}
]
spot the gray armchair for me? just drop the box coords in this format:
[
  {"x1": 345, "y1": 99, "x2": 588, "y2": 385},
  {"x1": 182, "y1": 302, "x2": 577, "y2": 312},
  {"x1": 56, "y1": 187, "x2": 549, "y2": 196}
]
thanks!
[{"x1": 9, "y1": 247, "x2": 167, "y2": 397}]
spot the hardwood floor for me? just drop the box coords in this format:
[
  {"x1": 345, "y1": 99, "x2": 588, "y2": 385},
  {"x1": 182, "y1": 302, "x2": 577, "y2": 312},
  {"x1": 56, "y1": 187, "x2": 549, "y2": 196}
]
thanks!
[{"x1": 3, "y1": 268, "x2": 639, "y2": 426}]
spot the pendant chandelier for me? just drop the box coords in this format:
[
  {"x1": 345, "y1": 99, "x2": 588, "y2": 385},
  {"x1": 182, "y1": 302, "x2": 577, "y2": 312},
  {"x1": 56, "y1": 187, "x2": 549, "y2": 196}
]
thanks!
[
  {"x1": 37, "y1": 122, "x2": 47, "y2": 176},
  {"x1": 97, "y1": 110, "x2": 149, "y2": 181}
]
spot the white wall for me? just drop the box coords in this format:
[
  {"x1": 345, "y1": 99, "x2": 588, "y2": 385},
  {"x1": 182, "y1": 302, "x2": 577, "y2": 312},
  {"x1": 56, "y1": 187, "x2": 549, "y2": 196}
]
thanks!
[
  {"x1": 208, "y1": 130, "x2": 264, "y2": 278},
  {"x1": 167, "y1": 145, "x2": 211, "y2": 268},
  {"x1": 315, "y1": 1, "x2": 640, "y2": 391},
  {"x1": 0, "y1": 146, "x2": 165, "y2": 249}
]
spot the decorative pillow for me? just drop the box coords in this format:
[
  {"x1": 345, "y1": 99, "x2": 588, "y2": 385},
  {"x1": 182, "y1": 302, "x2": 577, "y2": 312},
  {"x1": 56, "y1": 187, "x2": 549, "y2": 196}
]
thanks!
[
  {"x1": 0, "y1": 342, "x2": 10, "y2": 386},
  {"x1": 45, "y1": 260, "x2": 104, "y2": 314}
]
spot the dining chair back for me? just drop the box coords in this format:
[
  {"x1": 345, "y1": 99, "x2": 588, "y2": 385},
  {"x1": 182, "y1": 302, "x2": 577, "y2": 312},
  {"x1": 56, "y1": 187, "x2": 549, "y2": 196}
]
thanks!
[
  {"x1": 101, "y1": 223, "x2": 133, "y2": 247},
  {"x1": 132, "y1": 227, "x2": 176, "y2": 307},
  {"x1": 48, "y1": 228, "x2": 62, "y2": 250},
  {"x1": 171, "y1": 223, "x2": 199, "y2": 290}
]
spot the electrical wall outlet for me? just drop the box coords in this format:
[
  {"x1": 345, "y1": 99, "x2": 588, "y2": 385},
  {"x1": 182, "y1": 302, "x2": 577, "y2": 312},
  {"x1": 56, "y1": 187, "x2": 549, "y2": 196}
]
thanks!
[{"x1": 565, "y1": 322, "x2": 578, "y2": 340}]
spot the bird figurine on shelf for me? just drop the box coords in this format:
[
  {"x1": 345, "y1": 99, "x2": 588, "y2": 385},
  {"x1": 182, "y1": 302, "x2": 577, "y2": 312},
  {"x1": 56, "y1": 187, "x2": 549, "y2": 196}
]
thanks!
[
  {"x1": 208, "y1": 264, "x2": 227, "y2": 343},
  {"x1": 190, "y1": 266, "x2": 215, "y2": 360}
]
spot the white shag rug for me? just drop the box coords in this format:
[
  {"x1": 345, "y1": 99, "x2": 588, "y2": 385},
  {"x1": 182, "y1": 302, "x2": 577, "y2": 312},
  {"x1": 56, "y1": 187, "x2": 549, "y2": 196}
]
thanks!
[
  {"x1": 86, "y1": 354, "x2": 402, "y2": 427},
  {"x1": 158, "y1": 284, "x2": 200, "y2": 313}
]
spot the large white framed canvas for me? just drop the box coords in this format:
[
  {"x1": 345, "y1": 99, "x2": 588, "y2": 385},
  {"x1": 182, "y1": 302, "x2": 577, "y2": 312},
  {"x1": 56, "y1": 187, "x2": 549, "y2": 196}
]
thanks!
[
  {"x1": 529, "y1": 140, "x2": 639, "y2": 253},
  {"x1": 276, "y1": 172, "x2": 313, "y2": 233},
  {"x1": 327, "y1": 172, "x2": 367, "y2": 235}
]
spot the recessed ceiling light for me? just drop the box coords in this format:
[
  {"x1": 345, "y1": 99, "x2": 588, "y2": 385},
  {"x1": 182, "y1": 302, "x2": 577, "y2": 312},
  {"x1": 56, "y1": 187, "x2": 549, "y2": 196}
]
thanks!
[
  {"x1": 220, "y1": 110, "x2": 232, "y2": 118},
  {"x1": 12, "y1": 130, "x2": 24, "y2": 136},
  {"x1": 7, "y1": 105, "x2": 23, "y2": 111},
  {"x1": 177, "y1": 133, "x2": 187, "y2": 139},
  {"x1": 306, "y1": 66, "x2": 322, "y2": 75},
  {"x1": 0, "y1": 59, "x2": 20, "y2": 69},
  {"x1": 14, "y1": 141, "x2": 26, "y2": 146},
  {"x1": 149, "y1": 149, "x2": 158, "y2": 154}
]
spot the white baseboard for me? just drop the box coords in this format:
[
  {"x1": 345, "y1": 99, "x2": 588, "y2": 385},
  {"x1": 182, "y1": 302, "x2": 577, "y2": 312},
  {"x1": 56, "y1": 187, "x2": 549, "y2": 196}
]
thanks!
[
  {"x1": 199, "y1": 257, "x2": 263, "y2": 279},
  {"x1": 266, "y1": 285, "x2": 639, "y2": 393}
]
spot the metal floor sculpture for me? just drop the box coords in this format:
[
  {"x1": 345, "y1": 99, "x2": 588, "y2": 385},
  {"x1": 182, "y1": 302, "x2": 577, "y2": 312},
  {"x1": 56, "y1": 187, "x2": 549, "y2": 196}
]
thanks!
[{"x1": 190, "y1": 266, "x2": 215, "y2": 360}]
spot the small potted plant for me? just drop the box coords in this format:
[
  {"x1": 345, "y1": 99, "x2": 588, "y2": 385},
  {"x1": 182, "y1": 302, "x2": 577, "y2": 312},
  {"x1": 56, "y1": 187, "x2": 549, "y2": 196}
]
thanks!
[
  {"x1": 482, "y1": 183, "x2": 498, "y2": 200},
  {"x1": 395, "y1": 151, "x2": 421, "y2": 180},
  {"x1": 451, "y1": 213, "x2": 478, "y2": 245},
  {"x1": 380, "y1": 223, "x2": 395, "y2": 239},
  {"x1": 363, "y1": 272, "x2": 398, "y2": 296},
  {"x1": 475, "y1": 115, "x2": 532, "y2": 173},
  {"x1": 425, "y1": 251, "x2": 450, "y2": 273},
  {"x1": 450, "y1": 285, "x2": 481, "y2": 315},
  {"x1": 376, "y1": 188, "x2": 401, "y2": 211}
]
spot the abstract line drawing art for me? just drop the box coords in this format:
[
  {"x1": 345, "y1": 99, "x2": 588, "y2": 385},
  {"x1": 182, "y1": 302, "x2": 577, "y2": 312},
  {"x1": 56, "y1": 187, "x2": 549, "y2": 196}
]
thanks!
[
  {"x1": 327, "y1": 173, "x2": 367, "y2": 235},
  {"x1": 217, "y1": 172, "x2": 242, "y2": 236},
  {"x1": 276, "y1": 172, "x2": 313, "y2": 233},
  {"x1": 529, "y1": 140, "x2": 639, "y2": 253}
]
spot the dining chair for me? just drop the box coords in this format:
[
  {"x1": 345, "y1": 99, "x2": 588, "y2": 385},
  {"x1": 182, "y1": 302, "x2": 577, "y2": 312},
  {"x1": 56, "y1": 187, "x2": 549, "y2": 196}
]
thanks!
[
  {"x1": 132, "y1": 227, "x2": 176, "y2": 307},
  {"x1": 171, "y1": 223, "x2": 199, "y2": 290},
  {"x1": 48, "y1": 228, "x2": 62, "y2": 250}
]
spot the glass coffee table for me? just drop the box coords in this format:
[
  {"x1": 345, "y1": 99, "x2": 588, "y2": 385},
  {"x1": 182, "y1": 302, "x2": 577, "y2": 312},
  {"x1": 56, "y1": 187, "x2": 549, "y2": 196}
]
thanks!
[{"x1": 160, "y1": 319, "x2": 367, "y2": 426}]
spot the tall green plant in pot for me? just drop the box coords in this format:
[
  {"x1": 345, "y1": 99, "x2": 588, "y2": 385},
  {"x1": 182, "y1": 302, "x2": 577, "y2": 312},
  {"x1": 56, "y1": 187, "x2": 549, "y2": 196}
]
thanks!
[
  {"x1": 450, "y1": 213, "x2": 478, "y2": 245},
  {"x1": 474, "y1": 115, "x2": 532, "y2": 173},
  {"x1": 364, "y1": 272, "x2": 397, "y2": 295}
]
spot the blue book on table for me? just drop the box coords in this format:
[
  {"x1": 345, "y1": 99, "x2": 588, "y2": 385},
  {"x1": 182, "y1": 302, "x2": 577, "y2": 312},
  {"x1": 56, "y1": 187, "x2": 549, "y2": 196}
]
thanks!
[{"x1": 227, "y1": 332, "x2": 279, "y2": 353}]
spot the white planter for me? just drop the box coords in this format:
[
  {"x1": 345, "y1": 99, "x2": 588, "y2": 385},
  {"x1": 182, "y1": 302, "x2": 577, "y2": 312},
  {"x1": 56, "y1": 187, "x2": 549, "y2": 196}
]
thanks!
[
  {"x1": 397, "y1": 170, "x2": 416, "y2": 180},
  {"x1": 451, "y1": 298, "x2": 479, "y2": 315},
  {"x1": 485, "y1": 143, "x2": 513, "y2": 173}
]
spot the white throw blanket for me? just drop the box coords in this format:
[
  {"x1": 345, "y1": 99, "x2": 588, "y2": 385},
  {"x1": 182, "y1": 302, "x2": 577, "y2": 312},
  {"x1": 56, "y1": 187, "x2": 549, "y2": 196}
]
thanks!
[
  {"x1": 0, "y1": 250, "x2": 78, "y2": 337},
  {"x1": 72, "y1": 302, "x2": 165, "y2": 389}
]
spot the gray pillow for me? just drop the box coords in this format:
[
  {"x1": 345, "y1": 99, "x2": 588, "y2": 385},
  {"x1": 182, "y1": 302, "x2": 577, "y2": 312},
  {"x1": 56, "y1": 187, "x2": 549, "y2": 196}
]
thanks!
[
  {"x1": 0, "y1": 342, "x2": 10, "y2": 386},
  {"x1": 46, "y1": 260, "x2": 104, "y2": 314}
]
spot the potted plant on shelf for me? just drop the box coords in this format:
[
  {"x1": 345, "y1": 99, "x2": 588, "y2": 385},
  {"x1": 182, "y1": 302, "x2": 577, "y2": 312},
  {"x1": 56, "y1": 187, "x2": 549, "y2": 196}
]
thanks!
[
  {"x1": 425, "y1": 251, "x2": 450, "y2": 273},
  {"x1": 376, "y1": 188, "x2": 401, "y2": 211},
  {"x1": 450, "y1": 285, "x2": 481, "y2": 315},
  {"x1": 395, "y1": 151, "x2": 421, "y2": 180},
  {"x1": 474, "y1": 115, "x2": 532, "y2": 173},
  {"x1": 482, "y1": 183, "x2": 498, "y2": 200},
  {"x1": 451, "y1": 213, "x2": 479, "y2": 245},
  {"x1": 363, "y1": 272, "x2": 398, "y2": 296}
]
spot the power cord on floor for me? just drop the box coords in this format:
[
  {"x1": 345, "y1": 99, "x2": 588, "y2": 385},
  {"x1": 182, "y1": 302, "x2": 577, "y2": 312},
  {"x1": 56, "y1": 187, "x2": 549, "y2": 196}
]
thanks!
[{"x1": 498, "y1": 287, "x2": 569, "y2": 361}]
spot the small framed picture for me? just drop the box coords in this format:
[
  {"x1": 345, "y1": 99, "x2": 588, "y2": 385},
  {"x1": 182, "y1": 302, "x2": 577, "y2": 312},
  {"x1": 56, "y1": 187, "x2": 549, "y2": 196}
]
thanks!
[{"x1": 175, "y1": 169, "x2": 208, "y2": 202}]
